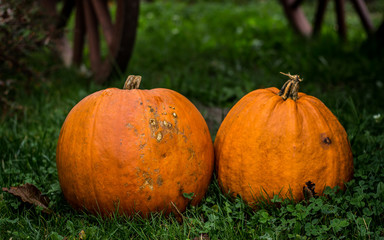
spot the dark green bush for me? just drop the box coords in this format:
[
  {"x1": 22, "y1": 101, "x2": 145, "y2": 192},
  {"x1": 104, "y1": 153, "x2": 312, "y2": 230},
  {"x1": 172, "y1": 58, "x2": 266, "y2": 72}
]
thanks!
[{"x1": 0, "y1": 0, "x2": 55, "y2": 115}]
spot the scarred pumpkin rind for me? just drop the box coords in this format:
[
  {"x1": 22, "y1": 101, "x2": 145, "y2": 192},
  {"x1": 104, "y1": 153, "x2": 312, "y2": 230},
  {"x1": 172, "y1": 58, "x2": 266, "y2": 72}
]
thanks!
[
  {"x1": 56, "y1": 87, "x2": 214, "y2": 217},
  {"x1": 214, "y1": 87, "x2": 354, "y2": 205}
]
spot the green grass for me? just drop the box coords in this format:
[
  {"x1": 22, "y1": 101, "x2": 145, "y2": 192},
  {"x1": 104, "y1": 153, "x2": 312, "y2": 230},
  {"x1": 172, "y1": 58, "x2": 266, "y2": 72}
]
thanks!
[{"x1": 1, "y1": 0, "x2": 384, "y2": 239}]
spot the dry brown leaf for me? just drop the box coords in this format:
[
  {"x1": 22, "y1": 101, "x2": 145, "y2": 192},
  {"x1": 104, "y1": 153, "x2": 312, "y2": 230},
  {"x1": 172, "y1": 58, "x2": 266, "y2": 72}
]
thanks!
[
  {"x1": 78, "y1": 230, "x2": 86, "y2": 239},
  {"x1": 2, "y1": 183, "x2": 53, "y2": 214}
]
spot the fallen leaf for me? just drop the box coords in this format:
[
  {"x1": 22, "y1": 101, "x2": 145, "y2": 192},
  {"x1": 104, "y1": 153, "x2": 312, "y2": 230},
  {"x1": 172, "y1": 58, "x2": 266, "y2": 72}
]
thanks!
[
  {"x1": 78, "y1": 230, "x2": 86, "y2": 239},
  {"x1": 303, "y1": 181, "x2": 317, "y2": 201},
  {"x1": 2, "y1": 183, "x2": 53, "y2": 214}
]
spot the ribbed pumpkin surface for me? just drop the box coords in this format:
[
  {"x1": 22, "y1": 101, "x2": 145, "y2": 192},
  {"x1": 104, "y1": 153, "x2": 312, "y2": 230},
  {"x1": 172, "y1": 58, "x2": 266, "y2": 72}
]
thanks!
[
  {"x1": 214, "y1": 75, "x2": 353, "y2": 204},
  {"x1": 56, "y1": 77, "x2": 214, "y2": 216}
]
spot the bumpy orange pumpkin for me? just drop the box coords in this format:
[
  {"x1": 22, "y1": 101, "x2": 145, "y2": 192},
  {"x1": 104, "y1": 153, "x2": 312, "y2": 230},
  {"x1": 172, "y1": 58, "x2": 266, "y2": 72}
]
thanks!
[
  {"x1": 56, "y1": 76, "x2": 214, "y2": 216},
  {"x1": 214, "y1": 73, "x2": 353, "y2": 205}
]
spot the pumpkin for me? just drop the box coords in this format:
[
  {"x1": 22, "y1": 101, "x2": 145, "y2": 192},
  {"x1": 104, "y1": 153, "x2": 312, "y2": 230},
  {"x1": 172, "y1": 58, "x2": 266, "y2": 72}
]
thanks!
[
  {"x1": 56, "y1": 75, "x2": 214, "y2": 217},
  {"x1": 214, "y1": 72, "x2": 353, "y2": 205}
]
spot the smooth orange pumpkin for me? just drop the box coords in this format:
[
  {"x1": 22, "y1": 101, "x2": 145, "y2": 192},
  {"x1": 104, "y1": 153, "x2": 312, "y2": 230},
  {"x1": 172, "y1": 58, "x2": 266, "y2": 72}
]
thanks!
[
  {"x1": 214, "y1": 73, "x2": 353, "y2": 205},
  {"x1": 56, "y1": 76, "x2": 214, "y2": 217}
]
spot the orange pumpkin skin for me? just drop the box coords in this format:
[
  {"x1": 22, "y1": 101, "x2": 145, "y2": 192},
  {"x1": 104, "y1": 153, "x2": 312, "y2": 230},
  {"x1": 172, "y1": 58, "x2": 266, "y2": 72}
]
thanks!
[
  {"x1": 214, "y1": 74, "x2": 353, "y2": 205},
  {"x1": 56, "y1": 76, "x2": 214, "y2": 217}
]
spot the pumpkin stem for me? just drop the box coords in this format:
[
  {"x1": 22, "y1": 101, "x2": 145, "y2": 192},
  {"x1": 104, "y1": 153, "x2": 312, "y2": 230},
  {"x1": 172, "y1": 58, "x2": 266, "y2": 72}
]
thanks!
[
  {"x1": 123, "y1": 75, "x2": 142, "y2": 90},
  {"x1": 278, "y1": 72, "x2": 303, "y2": 101}
]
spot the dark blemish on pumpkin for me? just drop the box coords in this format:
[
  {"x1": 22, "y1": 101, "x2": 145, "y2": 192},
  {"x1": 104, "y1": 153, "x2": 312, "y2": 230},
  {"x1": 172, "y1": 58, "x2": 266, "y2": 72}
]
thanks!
[
  {"x1": 149, "y1": 119, "x2": 159, "y2": 138},
  {"x1": 147, "y1": 105, "x2": 155, "y2": 113},
  {"x1": 126, "y1": 123, "x2": 134, "y2": 128},
  {"x1": 178, "y1": 185, "x2": 184, "y2": 195},
  {"x1": 188, "y1": 148, "x2": 195, "y2": 161},
  {"x1": 137, "y1": 169, "x2": 154, "y2": 190},
  {"x1": 320, "y1": 133, "x2": 332, "y2": 145},
  {"x1": 323, "y1": 137, "x2": 331, "y2": 144},
  {"x1": 139, "y1": 143, "x2": 146, "y2": 149},
  {"x1": 147, "y1": 196, "x2": 152, "y2": 201},
  {"x1": 161, "y1": 120, "x2": 172, "y2": 129},
  {"x1": 161, "y1": 153, "x2": 167, "y2": 158},
  {"x1": 149, "y1": 119, "x2": 157, "y2": 126},
  {"x1": 140, "y1": 176, "x2": 154, "y2": 190},
  {"x1": 157, "y1": 175, "x2": 163, "y2": 186},
  {"x1": 172, "y1": 112, "x2": 177, "y2": 118},
  {"x1": 140, "y1": 102, "x2": 143, "y2": 105},
  {"x1": 156, "y1": 131, "x2": 163, "y2": 142},
  {"x1": 135, "y1": 167, "x2": 141, "y2": 177}
]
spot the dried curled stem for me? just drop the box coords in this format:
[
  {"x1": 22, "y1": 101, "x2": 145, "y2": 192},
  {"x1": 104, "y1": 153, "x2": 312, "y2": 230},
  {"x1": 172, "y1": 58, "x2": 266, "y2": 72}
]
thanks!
[
  {"x1": 123, "y1": 75, "x2": 142, "y2": 90},
  {"x1": 278, "y1": 72, "x2": 303, "y2": 101}
]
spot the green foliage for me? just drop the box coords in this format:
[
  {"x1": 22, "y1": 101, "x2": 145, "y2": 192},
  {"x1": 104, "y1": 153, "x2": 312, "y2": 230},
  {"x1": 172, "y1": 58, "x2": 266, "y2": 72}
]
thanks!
[
  {"x1": 0, "y1": 0, "x2": 58, "y2": 115},
  {"x1": 1, "y1": 0, "x2": 384, "y2": 239},
  {"x1": 0, "y1": 0, "x2": 51, "y2": 74}
]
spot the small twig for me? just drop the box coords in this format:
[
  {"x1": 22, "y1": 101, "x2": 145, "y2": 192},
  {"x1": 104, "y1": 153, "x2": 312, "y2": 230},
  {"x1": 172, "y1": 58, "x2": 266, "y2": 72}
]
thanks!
[{"x1": 171, "y1": 201, "x2": 185, "y2": 222}]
